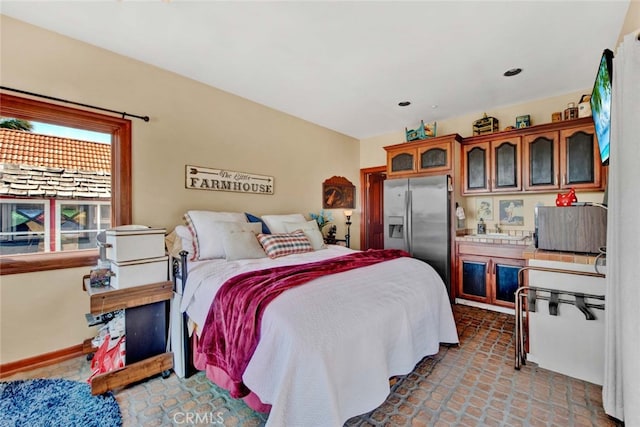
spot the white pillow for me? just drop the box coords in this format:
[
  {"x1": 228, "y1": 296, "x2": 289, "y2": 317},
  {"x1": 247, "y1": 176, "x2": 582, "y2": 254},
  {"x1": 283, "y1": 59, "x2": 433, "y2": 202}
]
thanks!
[
  {"x1": 261, "y1": 213, "x2": 306, "y2": 234},
  {"x1": 283, "y1": 220, "x2": 326, "y2": 250},
  {"x1": 222, "y1": 230, "x2": 267, "y2": 261},
  {"x1": 184, "y1": 210, "x2": 258, "y2": 260},
  {"x1": 184, "y1": 210, "x2": 248, "y2": 226}
]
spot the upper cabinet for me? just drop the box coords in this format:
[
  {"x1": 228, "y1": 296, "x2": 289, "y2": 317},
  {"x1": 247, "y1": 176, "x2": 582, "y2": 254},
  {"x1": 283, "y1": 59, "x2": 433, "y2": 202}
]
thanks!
[
  {"x1": 462, "y1": 118, "x2": 605, "y2": 195},
  {"x1": 385, "y1": 134, "x2": 462, "y2": 178},
  {"x1": 523, "y1": 131, "x2": 559, "y2": 191},
  {"x1": 462, "y1": 137, "x2": 522, "y2": 194},
  {"x1": 560, "y1": 124, "x2": 603, "y2": 190}
]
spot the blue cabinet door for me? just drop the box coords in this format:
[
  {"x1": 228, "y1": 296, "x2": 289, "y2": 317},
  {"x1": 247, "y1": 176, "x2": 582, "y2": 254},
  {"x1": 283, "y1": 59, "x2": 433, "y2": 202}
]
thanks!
[
  {"x1": 458, "y1": 254, "x2": 524, "y2": 307},
  {"x1": 494, "y1": 260, "x2": 526, "y2": 304},
  {"x1": 460, "y1": 257, "x2": 488, "y2": 299}
]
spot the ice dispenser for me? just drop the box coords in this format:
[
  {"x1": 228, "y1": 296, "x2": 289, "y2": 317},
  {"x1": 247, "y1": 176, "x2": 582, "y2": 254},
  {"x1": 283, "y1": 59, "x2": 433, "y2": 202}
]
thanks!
[{"x1": 388, "y1": 216, "x2": 404, "y2": 239}]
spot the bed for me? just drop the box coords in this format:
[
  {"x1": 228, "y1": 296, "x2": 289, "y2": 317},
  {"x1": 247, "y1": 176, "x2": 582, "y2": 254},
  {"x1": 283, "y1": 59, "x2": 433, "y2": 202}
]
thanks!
[{"x1": 168, "y1": 211, "x2": 459, "y2": 427}]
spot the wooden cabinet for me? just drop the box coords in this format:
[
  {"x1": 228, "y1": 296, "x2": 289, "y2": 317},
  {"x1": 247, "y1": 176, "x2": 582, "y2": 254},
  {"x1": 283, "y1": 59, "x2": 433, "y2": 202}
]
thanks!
[
  {"x1": 463, "y1": 118, "x2": 605, "y2": 195},
  {"x1": 386, "y1": 146, "x2": 417, "y2": 176},
  {"x1": 461, "y1": 137, "x2": 522, "y2": 194},
  {"x1": 523, "y1": 123, "x2": 604, "y2": 191},
  {"x1": 560, "y1": 124, "x2": 603, "y2": 190},
  {"x1": 456, "y1": 242, "x2": 525, "y2": 309},
  {"x1": 418, "y1": 141, "x2": 453, "y2": 175},
  {"x1": 461, "y1": 142, "x2": 489, "y2": 193},
  {"x1": 83, "y1": 279, "x2": 174, "y2": 395},
  {"x1": 523, "y1": 131, "x2": 559, "y2": 191},
  {"x1": 385, "y1": 134, "x2": 462, "y2": 178}
]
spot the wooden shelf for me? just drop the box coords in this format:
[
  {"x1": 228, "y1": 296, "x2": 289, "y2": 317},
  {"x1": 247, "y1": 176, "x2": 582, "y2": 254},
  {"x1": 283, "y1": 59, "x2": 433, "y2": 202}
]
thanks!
[
  {"x1": 83, "y1": 277, "x2": 173, "y2": 314},
  {"x1": 90, "y1": 352, "x2": 173, "y2": 395}
]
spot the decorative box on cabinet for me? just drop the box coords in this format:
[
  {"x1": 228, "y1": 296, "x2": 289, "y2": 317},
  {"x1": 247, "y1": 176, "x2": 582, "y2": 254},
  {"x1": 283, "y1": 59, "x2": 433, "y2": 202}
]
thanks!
[
  {"x1": 82, "y1": 278, "x2": 174, "y2": 395},
  {"x1": 385, "y1": 134, "x2": 462, "y2": 178},
  {"x1": 105, "y1": 227, "x2": 166, "y2": 263},
  {"x1": 455, "y1": 242, "x2": 525, "y2": 309}
]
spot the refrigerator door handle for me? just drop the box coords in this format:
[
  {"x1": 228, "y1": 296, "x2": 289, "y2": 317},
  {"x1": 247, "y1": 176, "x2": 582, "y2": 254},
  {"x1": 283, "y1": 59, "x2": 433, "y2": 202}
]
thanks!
[{"x1": 406, "y1": 189, "x2": 412, "y2": 255}]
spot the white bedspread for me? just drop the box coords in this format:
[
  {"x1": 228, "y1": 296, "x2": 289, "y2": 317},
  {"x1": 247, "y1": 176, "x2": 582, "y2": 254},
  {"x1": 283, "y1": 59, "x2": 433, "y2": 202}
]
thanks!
[{"x1": 181, "y1": 246, "x2": 459, "y2": 427}]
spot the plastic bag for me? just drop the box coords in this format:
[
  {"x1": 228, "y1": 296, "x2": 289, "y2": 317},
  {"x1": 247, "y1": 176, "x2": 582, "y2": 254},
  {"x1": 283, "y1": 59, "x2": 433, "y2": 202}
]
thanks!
[{"x1": 88, "y1": 333, "x2": 126, "y2": 383}]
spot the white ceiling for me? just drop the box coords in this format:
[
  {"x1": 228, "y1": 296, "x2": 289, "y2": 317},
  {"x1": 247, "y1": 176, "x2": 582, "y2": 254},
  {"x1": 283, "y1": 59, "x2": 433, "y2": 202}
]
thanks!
[{"x1": 1, "y1": 1, "x2": 630, "y2": 139}]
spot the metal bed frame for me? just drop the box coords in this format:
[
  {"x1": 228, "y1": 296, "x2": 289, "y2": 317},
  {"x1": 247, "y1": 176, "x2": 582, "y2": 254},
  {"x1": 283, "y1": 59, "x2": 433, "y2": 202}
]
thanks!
[{"x1": 514, "y1": 266, "x2": 605, "y2": 370}]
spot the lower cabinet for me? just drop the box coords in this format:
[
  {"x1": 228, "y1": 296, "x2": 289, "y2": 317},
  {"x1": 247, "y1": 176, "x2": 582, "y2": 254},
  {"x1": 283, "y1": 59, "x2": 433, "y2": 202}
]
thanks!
[{"x1": 456, "y1": 243, "x2": 526, "y2": 308}]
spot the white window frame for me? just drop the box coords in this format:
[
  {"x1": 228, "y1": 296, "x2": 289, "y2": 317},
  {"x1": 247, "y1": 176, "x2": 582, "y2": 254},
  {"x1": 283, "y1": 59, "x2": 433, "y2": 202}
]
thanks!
[
  {"x1": 54, "y1": 200, "x2": 112, "y2": 252},
  {"x1": 0, "y1": 198, "x2": 51, "y2": 253}
]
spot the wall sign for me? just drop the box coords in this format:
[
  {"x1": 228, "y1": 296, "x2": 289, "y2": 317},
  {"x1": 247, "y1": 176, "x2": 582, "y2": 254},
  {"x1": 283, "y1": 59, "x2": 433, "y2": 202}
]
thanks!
[{"x1": 186, "y1": 165, "x2": 274, "y2": 195}]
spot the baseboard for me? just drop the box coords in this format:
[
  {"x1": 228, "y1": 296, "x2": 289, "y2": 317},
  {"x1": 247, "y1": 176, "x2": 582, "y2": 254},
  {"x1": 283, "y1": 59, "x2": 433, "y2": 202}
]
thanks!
[
  {"x1": 455, "y1": 298, "x2": 515, "y2": 315},
  {"x1": 0, "y1": 344, "x2": 84, "y2": 379}
]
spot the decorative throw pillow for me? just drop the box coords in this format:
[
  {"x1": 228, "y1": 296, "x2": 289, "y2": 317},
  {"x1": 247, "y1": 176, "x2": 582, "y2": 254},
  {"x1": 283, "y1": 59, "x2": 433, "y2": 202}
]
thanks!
[
  {"x1": 257, "y1": 230, "x2": 314, "y2": 259},
  {"x1": 245, "y1": 213, "x2": 271, "y2": 234},
  {"x1": 222, "y1": 230, "x2": 267, "y2": 261},
  {"x1": 283, "y1": 220, "x2": 326, "y2": 250},
  {"x1": 260, "y1": 213, "x2": 306, "y2": 234}
]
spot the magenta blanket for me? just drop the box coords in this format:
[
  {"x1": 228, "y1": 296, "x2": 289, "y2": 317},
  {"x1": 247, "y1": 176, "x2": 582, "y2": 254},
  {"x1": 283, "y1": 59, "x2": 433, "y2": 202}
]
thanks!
[{"x1": 198, "y1": 249, "x2": 409, "y2": 398}]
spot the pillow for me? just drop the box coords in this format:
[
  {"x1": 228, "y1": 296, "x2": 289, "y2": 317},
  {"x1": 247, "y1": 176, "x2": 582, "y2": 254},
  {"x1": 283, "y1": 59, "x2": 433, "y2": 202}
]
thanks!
[
  {"x1": 261, "y1": 213, "x2": 306, "y2": 234},
  {"x1": 257, "y1": 230, "x2": 314, "y2": 259},
  {"x1": 222, "y1": 230, "x2": 267, "y2": 261},
  {"x1": 245, "y1": 213, "x2": 271, "y2": 234},
  {"x1": 184, "y1": 210, "x2": 248, "y2": 260},
  {"x1": 283, "y1": 220, "x2": 326, "y2": 250},
  {"x1": 165, "y1": 225, "x2": 194, "y2": 259},
  {"x1": 184, "y1": 212, "x2": 260, "y2": 260}
]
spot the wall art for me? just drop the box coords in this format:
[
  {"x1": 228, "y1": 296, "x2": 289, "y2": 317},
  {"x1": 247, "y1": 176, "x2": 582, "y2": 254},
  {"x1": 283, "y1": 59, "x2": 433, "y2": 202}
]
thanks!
[{"x1": 185, "y1": 165, "x2": 274, "y2": 195}]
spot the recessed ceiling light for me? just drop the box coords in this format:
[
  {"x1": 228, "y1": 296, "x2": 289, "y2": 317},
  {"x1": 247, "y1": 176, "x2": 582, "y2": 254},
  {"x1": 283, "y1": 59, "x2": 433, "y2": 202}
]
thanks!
[
  {"x1": 504, "y1": 68, "x2": 523, "y2": 77},
  {"x1": 432, "y1": 104, "x2": 438, "y2": 109},
  {"x1": 398, "y1": 101, "x2": 411, "y2": 107}
]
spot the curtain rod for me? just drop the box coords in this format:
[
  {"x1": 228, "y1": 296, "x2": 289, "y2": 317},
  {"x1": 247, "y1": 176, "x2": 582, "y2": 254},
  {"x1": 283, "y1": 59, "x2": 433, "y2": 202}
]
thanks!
[{"x1": 0, "y1": 86, "x2": 150, "y2": 122}]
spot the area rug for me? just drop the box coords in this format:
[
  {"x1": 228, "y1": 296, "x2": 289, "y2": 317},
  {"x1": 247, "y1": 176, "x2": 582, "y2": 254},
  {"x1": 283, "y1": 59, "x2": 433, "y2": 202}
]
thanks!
[{"x1": 0, "y1": 378, "x2": 121, "y2": 427}]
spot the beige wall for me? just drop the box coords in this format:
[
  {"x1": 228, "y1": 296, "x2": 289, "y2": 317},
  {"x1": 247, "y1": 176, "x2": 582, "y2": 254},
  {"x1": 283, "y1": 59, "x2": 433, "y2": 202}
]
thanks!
[
  {"x1": 0, "y1": 16, "x2": 359, "y2": 364},
  {"x1": 617, "y1": 0, "x2": 639, "y2": 45}
]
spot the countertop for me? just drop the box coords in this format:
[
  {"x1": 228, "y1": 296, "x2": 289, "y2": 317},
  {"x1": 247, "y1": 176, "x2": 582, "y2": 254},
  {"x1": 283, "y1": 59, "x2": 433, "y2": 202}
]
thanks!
[
  {"x1": 454, "y1": 230, "x2": 533, "y2": 246},
  {"x1": 454, "y1": 230, "x2": 605, "y2": 265},
  {"x1": 522, "y1": 246, "x2": 605, "y2": 265}
]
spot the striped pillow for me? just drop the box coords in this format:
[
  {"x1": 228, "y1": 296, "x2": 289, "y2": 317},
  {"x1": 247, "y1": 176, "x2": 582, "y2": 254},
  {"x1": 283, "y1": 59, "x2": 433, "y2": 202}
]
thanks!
[{"x1": 257, "y1": 231, "x2": 313, "y2": 259}]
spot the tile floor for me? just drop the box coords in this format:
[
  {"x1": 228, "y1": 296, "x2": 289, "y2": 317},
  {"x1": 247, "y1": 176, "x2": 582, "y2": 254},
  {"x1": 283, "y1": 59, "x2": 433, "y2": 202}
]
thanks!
[{"x1": 3, "y1": 305, "x2": 622, "y2": 426}]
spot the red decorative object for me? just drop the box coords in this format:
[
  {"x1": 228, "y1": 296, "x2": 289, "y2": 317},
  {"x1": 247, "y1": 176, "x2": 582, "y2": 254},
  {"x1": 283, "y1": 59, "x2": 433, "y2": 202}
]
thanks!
[{"x1": 556, "y1": 188, "x2": 577, "y2": 207}]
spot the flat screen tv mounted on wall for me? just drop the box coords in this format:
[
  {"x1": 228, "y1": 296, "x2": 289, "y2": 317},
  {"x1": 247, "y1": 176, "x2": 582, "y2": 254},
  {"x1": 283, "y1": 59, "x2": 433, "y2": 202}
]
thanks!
[{"x1": 589, "y1": 48, "x2": 614, "y2": 166}]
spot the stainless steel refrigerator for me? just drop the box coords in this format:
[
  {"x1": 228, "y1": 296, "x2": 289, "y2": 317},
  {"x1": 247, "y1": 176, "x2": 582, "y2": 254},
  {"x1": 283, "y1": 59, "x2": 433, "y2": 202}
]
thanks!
[{"x1": 383, "y1": 175, "x2": 451, "y2": 294}]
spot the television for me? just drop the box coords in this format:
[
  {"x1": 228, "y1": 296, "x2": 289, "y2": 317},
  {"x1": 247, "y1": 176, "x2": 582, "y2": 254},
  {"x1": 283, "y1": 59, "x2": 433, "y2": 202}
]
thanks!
[{"x1": 589, "y1": 48, "x2": 614, "y2": 166}]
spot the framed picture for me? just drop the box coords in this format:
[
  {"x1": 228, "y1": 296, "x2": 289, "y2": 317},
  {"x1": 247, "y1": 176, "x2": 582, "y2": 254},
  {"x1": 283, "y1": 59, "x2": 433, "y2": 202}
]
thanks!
[
  {"x1": 475, "y1": 198, "x2": 493, "y2": 221},
  {"x1": 322, "y1": 176, "x2": 355, "y2": 209},
  {"x1": 499, "y1": 199, "x2": 524, "y2": 225}
]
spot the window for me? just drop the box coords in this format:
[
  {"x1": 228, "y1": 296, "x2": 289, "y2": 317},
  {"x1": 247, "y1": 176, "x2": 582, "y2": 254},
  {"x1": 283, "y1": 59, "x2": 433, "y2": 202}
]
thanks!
[
  {"x1": 0, "y1": 93, "x2": 131, "y2": 274},
  {"x1": 0, "y1": 199, "x2": 49, "y2": 255},
  {"x1": 56, "y1": 201, "x2": 112, "y2": 252}
]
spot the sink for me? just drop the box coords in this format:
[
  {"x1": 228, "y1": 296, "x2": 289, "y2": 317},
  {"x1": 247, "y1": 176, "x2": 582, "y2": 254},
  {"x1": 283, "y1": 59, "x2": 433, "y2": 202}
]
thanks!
[{"x1": 472, "y1": 233, "x2": 527, "y2": 241}]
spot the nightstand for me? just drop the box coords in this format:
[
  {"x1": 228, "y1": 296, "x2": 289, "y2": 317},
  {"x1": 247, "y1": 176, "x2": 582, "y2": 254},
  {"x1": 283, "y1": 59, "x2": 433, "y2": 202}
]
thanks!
[
  {"x1": 82, "y1": 278, "x2": 173, "y2": 395},
  {"x1": 324, "y1": 237, "x2": 349, "y2": 247}
]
